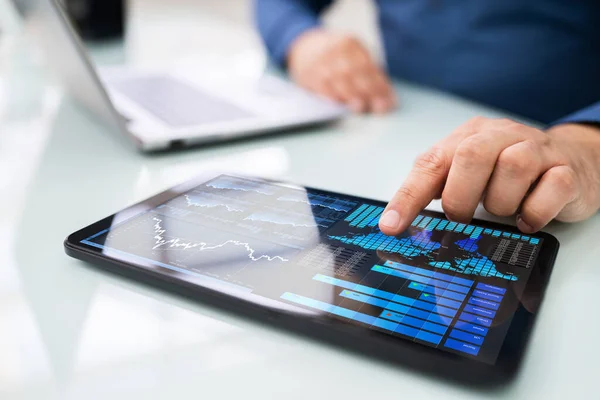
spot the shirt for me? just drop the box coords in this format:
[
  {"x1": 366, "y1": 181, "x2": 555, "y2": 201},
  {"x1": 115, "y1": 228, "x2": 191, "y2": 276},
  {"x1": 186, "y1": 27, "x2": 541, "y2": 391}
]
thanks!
[{"x1": 254, "y1": 0, "x2": 600, "y2": 125}]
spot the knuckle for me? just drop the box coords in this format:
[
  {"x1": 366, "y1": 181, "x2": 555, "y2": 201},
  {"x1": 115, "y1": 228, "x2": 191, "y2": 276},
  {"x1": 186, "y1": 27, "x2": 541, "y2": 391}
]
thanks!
[
  {"x1": 414, "y1": 147, "x2": 447, "y2": 176},
  {"x1": 483, "y1": 197, "x2": 516, "y2": 217},
  {"x1": 548, "y1": 166, "x2": 578, "y2": 194},
  {"x1": 454, "y1": 137, "x2": 492, "y2": 167},
  {"x1": 519, "y1": 139, "x2": 541, "y2": 154},
  {"x1": 496, "y1": 148, "x2": 531, "y2": 177},
  {"x1": 393, "y1": 186, "x2": 419, "y2": 206},
  {"x1": 338, "y1": 35, "x2": 359, "y2": 49},
  {"x1": 441, "y1": 195, "x2": 469, "y2": 222},
  {"x1": 466, "y1": 116, "x2": 488, "y2": 128},
  {"x1": 492, "y1": 118, "x2": 529, "y2": 134}
]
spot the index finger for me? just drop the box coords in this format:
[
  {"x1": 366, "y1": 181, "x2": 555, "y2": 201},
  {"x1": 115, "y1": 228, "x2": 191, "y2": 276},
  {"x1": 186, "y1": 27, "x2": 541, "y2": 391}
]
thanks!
[{"x1": 379, "y1": 135, "x2": 464, "y2": 235}]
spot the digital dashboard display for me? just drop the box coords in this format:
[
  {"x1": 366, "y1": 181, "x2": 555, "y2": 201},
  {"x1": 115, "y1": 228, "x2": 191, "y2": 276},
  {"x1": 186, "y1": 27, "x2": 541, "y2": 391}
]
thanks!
[{"x1": 80, "y1": 175, "x2": 544, "y2": 364}]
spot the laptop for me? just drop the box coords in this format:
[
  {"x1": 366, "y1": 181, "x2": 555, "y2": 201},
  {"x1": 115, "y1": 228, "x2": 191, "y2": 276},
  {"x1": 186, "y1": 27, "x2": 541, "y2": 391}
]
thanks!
[{"x1": 18, "y1": 0, "x2": 347, "y2": 151}]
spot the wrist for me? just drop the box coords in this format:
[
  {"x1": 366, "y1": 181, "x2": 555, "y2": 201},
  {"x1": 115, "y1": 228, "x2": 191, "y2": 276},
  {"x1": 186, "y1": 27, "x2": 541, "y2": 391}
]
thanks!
[
  {"x1": 546, "y1": 123, "x2": 600, "y2": 149},
  {"x1": 546, "y1": 122, "x2": 600, "y2": 140},
  {"x1": 547, "y1": 123, "x2": 600, "y2": 173},
  {"x1": 287, "y1": 28, "x2": 329, "y2": 69},
  {"x1": 547, "y1": 123, "x2": 600, "y2": 210}
]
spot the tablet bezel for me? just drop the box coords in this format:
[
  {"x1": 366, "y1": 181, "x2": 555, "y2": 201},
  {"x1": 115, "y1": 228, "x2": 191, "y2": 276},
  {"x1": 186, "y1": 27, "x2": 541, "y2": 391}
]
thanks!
[{"x1": 64, "y1": 171, "x2": 559, "y2": 387}]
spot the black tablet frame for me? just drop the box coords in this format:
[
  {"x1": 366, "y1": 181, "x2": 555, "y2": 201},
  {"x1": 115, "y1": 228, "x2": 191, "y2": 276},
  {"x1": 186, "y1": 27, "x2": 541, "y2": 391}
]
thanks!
[{"x1": 64, "y1": 172, "x2": 560, "y2": 388}]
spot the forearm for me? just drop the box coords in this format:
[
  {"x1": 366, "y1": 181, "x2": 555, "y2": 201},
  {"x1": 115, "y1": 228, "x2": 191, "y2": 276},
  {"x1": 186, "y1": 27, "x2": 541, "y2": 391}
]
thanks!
[{"x1": 254, "y1": 0, "x2": 334, "y2": 66}]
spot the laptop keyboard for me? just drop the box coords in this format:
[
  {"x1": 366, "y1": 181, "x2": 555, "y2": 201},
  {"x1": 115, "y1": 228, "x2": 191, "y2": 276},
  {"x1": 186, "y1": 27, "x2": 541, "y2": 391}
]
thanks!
[{"x1": 109, "y1": 75, "x2": 256, "y2": 128}]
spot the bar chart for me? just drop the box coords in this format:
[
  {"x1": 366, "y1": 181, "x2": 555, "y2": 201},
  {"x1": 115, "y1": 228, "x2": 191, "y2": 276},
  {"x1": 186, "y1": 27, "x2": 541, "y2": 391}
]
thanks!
[
  {"x1": 328, "y1": 203, "x2": 544, "y2": 280},
  {"x1": 281, "y1": 259, "x2": 509, "y2": 357}
]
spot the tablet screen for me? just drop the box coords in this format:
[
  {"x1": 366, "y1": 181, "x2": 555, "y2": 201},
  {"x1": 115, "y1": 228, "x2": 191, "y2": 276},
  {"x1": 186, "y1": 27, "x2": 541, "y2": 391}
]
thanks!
[{"x1": 80, "y1": 175, "x2": 544, "y2": 364}]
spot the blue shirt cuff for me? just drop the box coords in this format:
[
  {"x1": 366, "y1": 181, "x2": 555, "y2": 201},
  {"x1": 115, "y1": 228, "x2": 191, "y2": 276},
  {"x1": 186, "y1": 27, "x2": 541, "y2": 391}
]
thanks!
[
  {"x1": 550, "y1": 101, "x2": 600, "y2": 128},
  {"x1": 268, "y1": 17, "x2": 321, "y2": 66}
]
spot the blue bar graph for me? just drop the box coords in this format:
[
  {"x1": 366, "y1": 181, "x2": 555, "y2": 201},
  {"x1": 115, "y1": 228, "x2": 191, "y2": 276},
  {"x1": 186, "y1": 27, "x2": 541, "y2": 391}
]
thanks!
[
  {"x1": 401, "y1": 214, "x2": 544, "y2": 247},
  {"x1": 416, "y1": 330, "x2": 443, "y2": 345},
  {"x1": 294, "y1": 270, "x2": 508, "y2": 358},
  {"x1": 419, "y1": 293, "x2": 462, "y2": 309},
  {"x1": 408, "y1": 282, "x2": 467, "y2": 302},
  {"x1": 358, "y1": 207, "x2": 384, "y2": 228},
  {"x1": 344, "y1": 204, "x2": 367, "y2": 222},
  {"x1": 411, "y1": 215, "x2": 424, "y2": 226},
  {"x1": 383, "y1": 260, "x2": 474, "y2": 288},
  {"x1": 418, "y1": 216, "x2": 432, "y2": 229},
  {"x1": 379, "y1": 310, "x2": 447, "y2": 335},
  {"x1": 345, "y1": 205, "x2": 387, "y2": 227},
  {"x1": 425, "y1": 218, "x2": 441, "y2": 231},
  {"x1": 339, "y1": 288, "x2": 457, "y2": 318},
  {"x1": 436, "y1": 220, "x2": 449, "y2": 230},
  {"x1": 279, "y1": 293, "x2": 444, "y2": 345}
]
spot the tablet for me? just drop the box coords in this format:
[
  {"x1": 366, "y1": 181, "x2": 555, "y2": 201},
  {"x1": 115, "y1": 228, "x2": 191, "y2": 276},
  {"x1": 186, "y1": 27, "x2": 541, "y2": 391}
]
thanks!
[{"x1": 64, "y1": 173, "x2": 559, "y2": 386}]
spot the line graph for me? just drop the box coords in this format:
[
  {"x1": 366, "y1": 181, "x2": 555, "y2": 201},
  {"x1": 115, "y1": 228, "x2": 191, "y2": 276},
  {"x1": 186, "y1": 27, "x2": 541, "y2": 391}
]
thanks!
[
  {"x1": 278, "y1": 192, "x2": 357, "y2": 213},
  {"x1": 183, "y1": 193, "x2": 245, "y2": 213},
  {"x1": 151, "y1": 216, "x2": 289, "y2": 262},
  {"x1": 82, "y1": 175, "x2": 367, "y2": 284},
  {"x1": 244, "y1": 212, "x2": 322, "y2": 228},
  {"x1": 205, "y1": 176, "x2": 276, "y2": 195},
  {"x1": 243, "y1": 210, "x2": 337, "y2": 230}
]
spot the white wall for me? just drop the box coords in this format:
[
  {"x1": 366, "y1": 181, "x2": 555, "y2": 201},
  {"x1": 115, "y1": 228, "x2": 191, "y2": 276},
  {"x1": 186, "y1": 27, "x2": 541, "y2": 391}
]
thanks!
[{"x1": 152, "y1": 0, "x2": 383, "y2": 60}]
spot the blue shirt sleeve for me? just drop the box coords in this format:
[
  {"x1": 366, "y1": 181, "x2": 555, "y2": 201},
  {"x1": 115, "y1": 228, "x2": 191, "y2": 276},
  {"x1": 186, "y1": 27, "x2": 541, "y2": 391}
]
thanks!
[
  {"x1": 551, "y1": 101, "x2": 600, "y2": 127},
  {"x1": 254, "y1": 0, "x2": 334, "y2": 66}
]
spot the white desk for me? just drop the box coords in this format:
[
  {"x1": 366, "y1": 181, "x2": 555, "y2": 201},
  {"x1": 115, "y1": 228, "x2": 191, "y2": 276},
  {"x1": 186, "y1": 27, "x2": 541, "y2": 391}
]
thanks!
[{"x1": 1, "y1": 2, "x2": 600, "y2": 399}]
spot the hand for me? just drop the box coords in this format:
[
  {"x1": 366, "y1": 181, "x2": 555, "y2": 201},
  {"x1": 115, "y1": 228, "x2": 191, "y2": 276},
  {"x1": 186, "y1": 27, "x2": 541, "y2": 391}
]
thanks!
[
  {"x1": 379, "y1": 117, "x2": 600, "y2": 235},
  {"x1": 287, "y1": 29, "x2": 396, "y2": 114}
]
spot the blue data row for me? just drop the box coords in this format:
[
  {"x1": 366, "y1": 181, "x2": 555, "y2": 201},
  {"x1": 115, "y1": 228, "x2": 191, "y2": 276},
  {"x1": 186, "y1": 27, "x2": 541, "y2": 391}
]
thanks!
[
  {"x1": 281, "y1": 292, "x2": 443, "y2": 345},
  {"x1": 459, "y1": 311, "x2": 492, "y2": 327},
  {"x1": 472, "y1": 289, "x2": 503, "y2": 302},
  {"x1": 383, "y1": 260, "x2": 473, "y2": 287},
  {"x1": 476, "y1": 282, "x2": 506, "y2": 294},
  {"x1": 449, "y1": 329, "x2": 485, "y2": 346},
  {"x1": 468, "y1": 296, "x2": 500, "y2": 310},
  {"x1": 372, "y1": 265, "x2": 470, "y2": 294},
  {"x1": 408, "y1": 282, "x2": 467, "y2": 302},
  {"x1": 339, "y1": 289, "x2": 457, "y2": 319},
  {"x1": 444, "y1": 338, "x2": 480, "y2": 356},
  {"x1": 379, "y1": 310, "x2": 448, "y2": 335},
  {"x1": 454, "y1": 321, "x2": 489, "y2": 336},
  {"x1": 463, "y1": 304, "x2": 497, "y2": 318},
  {"x1": 411, "y1": 215, "x2": 542, "y2": 245},
  {"x1": 315, "y1": 274, "x2": 456, "y2": 318}
]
